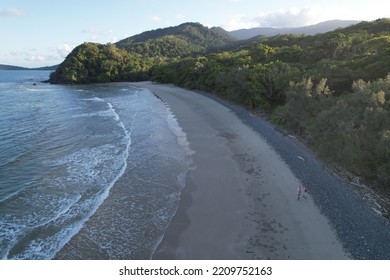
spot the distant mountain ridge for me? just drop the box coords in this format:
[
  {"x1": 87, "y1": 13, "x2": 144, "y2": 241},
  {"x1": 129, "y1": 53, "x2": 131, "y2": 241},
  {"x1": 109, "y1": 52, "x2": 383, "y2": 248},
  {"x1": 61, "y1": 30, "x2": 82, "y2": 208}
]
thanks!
[
  {"x1": 0, "y1": 64, "x2": 28, "y2": 70},
  {"x1": 3, "y1": 21, "x2": 359, "y2": 69},
  {"x1": 49, "y1": 19, "x2": 390, "y2": 84},
  {"x1": 0, "y1": 64, "x2": 58, "y2": 70},
  {"x1": 116, "y1": 22, "x2": 234, "y2": 57},
  {"x1": 230, "y1": 20, "x2": 360, "y2": 40}
]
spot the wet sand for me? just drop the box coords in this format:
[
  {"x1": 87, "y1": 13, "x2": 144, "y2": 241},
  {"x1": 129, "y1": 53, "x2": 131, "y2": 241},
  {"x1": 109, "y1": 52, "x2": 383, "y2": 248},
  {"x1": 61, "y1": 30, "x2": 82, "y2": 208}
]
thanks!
[{"x1": 135, "y1": 82, "x2": 349, "y2": 260}]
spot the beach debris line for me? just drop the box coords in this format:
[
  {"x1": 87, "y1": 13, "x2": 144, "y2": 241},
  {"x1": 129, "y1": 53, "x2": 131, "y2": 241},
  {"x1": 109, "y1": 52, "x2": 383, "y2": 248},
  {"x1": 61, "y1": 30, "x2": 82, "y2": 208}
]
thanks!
[
  {"x1": 297, "y1": 156, "x2": 306, "y2": 161},
  {"x1": 303, "y1": 186, "x2": 308, "y2": 199},
  {"x1": 297, "y1": 185, "x2": 302, "y2": 200}
]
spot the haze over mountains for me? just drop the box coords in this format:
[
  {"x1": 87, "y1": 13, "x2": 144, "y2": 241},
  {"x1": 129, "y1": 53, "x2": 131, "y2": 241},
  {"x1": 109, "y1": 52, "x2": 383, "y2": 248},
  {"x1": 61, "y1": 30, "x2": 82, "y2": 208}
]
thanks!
[
  {"x1": 230, "y1": 20, "x2": 360, "y2": 40},
  {"x1": 0, "y1": 64, "x2": 58, "y2": 71},
  {"x1": 2, "y1": 20, "x2": 359, "y2": 69}
]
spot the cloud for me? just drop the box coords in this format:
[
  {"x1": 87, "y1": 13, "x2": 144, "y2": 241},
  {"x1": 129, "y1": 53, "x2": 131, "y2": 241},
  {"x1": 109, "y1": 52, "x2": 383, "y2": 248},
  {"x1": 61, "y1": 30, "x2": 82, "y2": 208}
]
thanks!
[
  {"x1": 0, "y1": 8, "x2": 25, "y2": 17},
  {"x1": 82, "y1": 27, "x2": 118, "y2": 43},
  {"x1": 82, "y1": 28, "x2": 101, "y2": 33},
  {"x1": 222, "y1": 5, "x2": 340, "y2": 30},
  {"x1": 56, "y1": 43, "x2": 73, "y2": 58},
  {"x1": 30, "y1": 55, "x2": 45, "y2": 62},
  {"x1": 9, "y1": 46, "x2": 63, "y2": 65},
  {"x1": 5, "y1": 44, "x2": 70, "y2": 67},
  {"x1": 222, "y1": 14, "x2": 259, "y2": 30},
  {"x1": 149, "y1": 15, "x2": 162, "y2": 22},
  {"x1": 175, "y1": 13, "x2": 185, "y2": 20},
  {"x1": 254, "y1": 6, "x2": 327, "y2": 28},
  {"x1": 82, "y1": 28, "x2": 102, "y2": 40},
  {"x1": 10, "y1": 49, "x2": 29, "y2": 57}
]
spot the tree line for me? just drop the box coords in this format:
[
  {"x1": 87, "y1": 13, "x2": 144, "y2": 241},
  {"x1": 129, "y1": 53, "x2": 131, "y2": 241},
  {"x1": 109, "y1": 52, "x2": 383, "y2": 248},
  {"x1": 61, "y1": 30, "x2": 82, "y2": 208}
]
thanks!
[{"x1": 49, "y1": 19, "x2": 390, "y2": 191}]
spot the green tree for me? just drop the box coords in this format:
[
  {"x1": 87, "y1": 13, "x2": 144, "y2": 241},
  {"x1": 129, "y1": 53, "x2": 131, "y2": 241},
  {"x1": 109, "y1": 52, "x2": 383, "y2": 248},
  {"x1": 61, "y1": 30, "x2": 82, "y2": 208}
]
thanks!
[
  {"x1": 309, "y1": 75, "x2": 390, "y2": 185},
  {"x1": 273, "y1": 77, "x2": 331, "y2": 134}
]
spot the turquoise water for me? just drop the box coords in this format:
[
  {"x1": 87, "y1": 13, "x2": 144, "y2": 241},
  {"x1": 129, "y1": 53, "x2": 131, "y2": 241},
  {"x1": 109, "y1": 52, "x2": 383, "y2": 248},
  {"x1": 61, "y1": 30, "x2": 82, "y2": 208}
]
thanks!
[{"x1": 0, "y1": 71, "x2": 189, "y2": 259}]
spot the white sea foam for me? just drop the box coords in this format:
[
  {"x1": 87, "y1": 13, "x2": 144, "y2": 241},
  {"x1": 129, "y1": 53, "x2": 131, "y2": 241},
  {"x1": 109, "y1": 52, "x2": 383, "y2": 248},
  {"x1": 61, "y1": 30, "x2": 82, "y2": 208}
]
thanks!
[
  {"x1": 1, "y1": 78, "x2": 193, "y2": 259},
  {"x1": 24, "y1": 87, "x2": 51, "y2": 93},
  {"x1": 3, "y1": 135, "x2": 131, "y2": 259},
  {"x1": 71, "y1": 100, "x2": 121, "y2": 122},
  {"x1": 46, "y1": 103, "x2": 132, "y2": 259},
  {"x1": 47, "y1": 136, "x2": 131, "y2": 259},
  {"x1": 107, "y1": 102, "x2": 120, "y2": 121},
  {"x1": 0, "y1": 96, "x2": 132, "y2": 259}
]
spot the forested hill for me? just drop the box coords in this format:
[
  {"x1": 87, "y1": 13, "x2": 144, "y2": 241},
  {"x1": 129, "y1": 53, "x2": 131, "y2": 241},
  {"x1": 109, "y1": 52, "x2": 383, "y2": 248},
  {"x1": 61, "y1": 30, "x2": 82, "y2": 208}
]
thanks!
[
  {"x1": 149, "y1": 19, "x2": 390, "y2": 194},
  {"x1": 49, "y1": 22, "x2": 235, "y2": 84},
  {"x1": 49, "y1": 19, "x2": 390, "y2": 86},
  {"x1": 116, "y1": 22, "x2": 234, "y2": 57}
]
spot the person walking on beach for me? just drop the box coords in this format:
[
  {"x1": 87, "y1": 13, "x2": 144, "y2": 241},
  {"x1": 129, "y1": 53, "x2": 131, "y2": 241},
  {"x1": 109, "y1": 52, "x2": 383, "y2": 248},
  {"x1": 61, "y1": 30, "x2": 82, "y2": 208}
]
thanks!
[
  {"x1": 303, "y1": 186, "x2": 308, "y2": 199},
  {"x1": 297, "y1": 185, "x2": 302, "y2": 200}
]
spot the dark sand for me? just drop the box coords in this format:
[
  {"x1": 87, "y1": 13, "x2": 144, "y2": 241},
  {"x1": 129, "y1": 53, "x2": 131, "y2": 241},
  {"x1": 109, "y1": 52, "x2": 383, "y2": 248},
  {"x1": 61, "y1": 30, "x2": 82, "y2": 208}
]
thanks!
[{"x1": 135, "y1": 82, "x2": 349, "y2": 260}]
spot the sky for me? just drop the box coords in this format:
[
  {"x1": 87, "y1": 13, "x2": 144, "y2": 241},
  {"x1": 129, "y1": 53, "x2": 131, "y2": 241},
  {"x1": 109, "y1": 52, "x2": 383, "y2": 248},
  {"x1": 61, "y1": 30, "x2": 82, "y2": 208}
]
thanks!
[{"x1": 1, "y1": 0, "x2": 389, "y2": 68}]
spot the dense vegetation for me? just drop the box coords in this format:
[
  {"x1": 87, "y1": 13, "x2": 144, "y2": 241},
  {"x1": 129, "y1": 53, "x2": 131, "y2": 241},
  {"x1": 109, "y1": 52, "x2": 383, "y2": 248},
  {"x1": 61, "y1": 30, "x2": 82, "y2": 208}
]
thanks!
[
  {"x1": 49, "y1": 23, "x2": 233, "y2": 84},
  {"x1": 49, "y1": 19, "x2": 390, "y2": 192},
  {"x1": 274, "y1": 76, "x2": 390, "y2": 186},
  {"x1": 116, "y1": 22, "x2": 234, "y2": 57},
  {"x1": 49, "y1": 43, "x2": 153, "y2": 83}
]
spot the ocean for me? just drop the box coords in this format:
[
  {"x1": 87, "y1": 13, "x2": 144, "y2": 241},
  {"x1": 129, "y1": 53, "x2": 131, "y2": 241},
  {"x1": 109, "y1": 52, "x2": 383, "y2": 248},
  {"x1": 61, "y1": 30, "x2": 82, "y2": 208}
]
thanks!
[{"x1": 0, "y1": 71, "x2": 190, "y2": 259}]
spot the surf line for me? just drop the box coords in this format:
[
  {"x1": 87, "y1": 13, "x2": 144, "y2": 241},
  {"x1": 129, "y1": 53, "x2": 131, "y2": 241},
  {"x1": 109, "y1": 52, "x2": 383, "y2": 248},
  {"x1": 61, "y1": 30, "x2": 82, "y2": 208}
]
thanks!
[{"x1": 52, "y1": 102, "x2": 133, "y2": 259}]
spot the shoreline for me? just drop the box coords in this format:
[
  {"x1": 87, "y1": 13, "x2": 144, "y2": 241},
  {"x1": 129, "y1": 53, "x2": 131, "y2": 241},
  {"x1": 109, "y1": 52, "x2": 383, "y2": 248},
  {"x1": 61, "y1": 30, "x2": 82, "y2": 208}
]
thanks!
[
  {"x1": 135, "y1": 82, "x2": 350, "y2": 259},
  {"x1": 185, "y1": 85, "x2": 390, "y2": 259}
]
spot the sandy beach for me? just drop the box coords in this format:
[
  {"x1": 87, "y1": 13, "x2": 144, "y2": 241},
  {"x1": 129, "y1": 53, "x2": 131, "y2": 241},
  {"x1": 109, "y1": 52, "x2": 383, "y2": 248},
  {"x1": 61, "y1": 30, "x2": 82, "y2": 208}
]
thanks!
[{"x1": 134, "y1": 82, "x2": 349, "y2": 260}]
